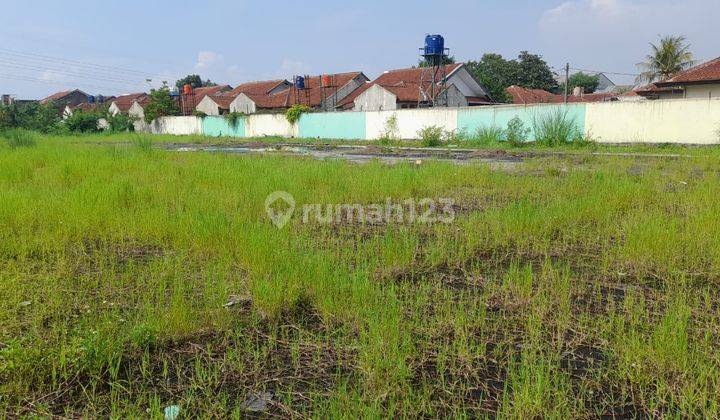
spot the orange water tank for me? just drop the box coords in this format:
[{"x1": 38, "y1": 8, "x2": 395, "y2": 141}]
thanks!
[
  {"x1": 321, "y1": 74, "x2": 332, "y2": 87},
  {"x1": 183, "y1": 84, "x2": 192, "y2": 95}
]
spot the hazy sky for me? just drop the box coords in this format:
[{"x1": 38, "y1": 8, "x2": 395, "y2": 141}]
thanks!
[{"x1": 1, "y1": 0, "x2": 718, "y2": 98}]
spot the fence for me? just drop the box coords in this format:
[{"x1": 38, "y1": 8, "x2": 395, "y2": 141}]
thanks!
[{"x1": 140, "y1": 98, "x2": 720, "y2": 145}]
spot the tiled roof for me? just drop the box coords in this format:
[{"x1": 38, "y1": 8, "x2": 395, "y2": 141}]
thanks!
[
  {"x1": 207, "y1": 94, "x2": 236, "y2": 109},
  {"x1": 111, "y1": 93, "x2": 147, "y2": 112},
  {"x1": 506, "y1": 85, "x2": 618, "y2": 104},
  {"x1": 40, "y1": 89, "x2": 86, "y2": 104},
  {"x1": 183, "y1": 85, "x2": 232, "y2": 109},
  {"x1": 337, "y1": 64, "x2": 462, "y2": 107},
  {"x1": 230, "y1": 80, "x2": 289, "y2": 96},
  {"x1": 655, "y1": 57, "x2": 720, "y2": 85},
  {"x1": 244, "y1": 72, "x2": 365, "y2": 109}
]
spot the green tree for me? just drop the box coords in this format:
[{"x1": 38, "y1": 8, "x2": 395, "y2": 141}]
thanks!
[
  {"x1": 562, "y1": 72, "x2": 600, "y2": 94},
  {"x1": 465, "y1": 54, "x2": 516, "y2": 103},
  {"x1": 143, "y1": 87, "x2": 180, "y2": 123},
  {"x1": 514, "y1": 51, "x2": 558, "y2": 92},
  {"x1": 175, "y1": 74, "x2": 217, "y2": 91},
  {"x1": 637, "y1": 35, "x2": 694, "y2": 84},
  {"x1": 64, "y1": 109, "x2": 104, "y2": 133}
]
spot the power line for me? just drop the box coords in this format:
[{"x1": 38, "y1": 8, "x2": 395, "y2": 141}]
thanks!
[
  {"x1": 569, "y1": 67, "x2": 640, "y2": 77},
  {"x1": 0, "y1": 47, "x2": 156, "y2": 77},
  {"x1": 0, "y1": 60, "x2": 146, "y2": 86},
  {"x1": 0, "y1": 74, "x2": 130, "y2": 94}
]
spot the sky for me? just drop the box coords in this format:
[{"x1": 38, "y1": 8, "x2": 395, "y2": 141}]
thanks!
[{"x1": 0, "y1": 0, "x2": 718, "y2": 99}]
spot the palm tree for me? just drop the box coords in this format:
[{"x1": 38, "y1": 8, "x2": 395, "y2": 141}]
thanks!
[{"x1": 636, "y1": 35, "x2": 694, "y2": 84}]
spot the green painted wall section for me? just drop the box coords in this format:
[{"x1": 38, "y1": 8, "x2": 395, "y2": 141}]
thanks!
[
  {"x1": 202, "y1": 116, "x2": 246, "y2": 138},
  {"x1": 457, "y1": 104, "x2": 587, "y2": 141},
  {"x1": 298, "y1": 112, "x2": 366, "y2": 140}
]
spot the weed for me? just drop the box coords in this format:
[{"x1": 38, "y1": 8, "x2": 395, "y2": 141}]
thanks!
[
  {"x1": 286, "y1": 105, "x2": 311, "y2": 125},
  {"x1": 223, "y1": 111, "x2": 245, "y2": 128},
  {"x1": 417, "y1": 125, "x2": 444, "y2": 147},
  {"x1": 378, "y1": 114, "x2": 399, "y2": 144},
  {"x1": 506, "y1": 116, "x2": 529, "y2": 146},
  {"x1": 533, "y1": 109, "x2": 578, "y2": 146},
  {"x1": 1, "y1": 128, "x2": 37, "y2": 148},
  {"x1": 472, "y1": 125, "x2": 506, "y2": 146},
  {"x1": 131, "y1": 133, "x2": 153, "y2": 152}
]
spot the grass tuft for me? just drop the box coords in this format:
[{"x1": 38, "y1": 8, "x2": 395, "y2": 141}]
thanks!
[{"x1": 1, "y1": 128, "x2": 37, "y2": 148}]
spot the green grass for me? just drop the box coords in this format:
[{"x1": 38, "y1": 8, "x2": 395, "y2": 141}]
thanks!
[{"x1": 2, "y1": 134, "x2": 720, "y2": 417}]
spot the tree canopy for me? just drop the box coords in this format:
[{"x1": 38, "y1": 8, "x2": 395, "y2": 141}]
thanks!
[
  {"x1": 175, "y1": 74, "x2": 217, "y2": 91},
  {"x1": 563, "y1": 72, "x2": 600, "y2": 94},
  {"x1": 637, "y1": 35, "x2": 694, "y2": 84},
  {"x1": 143, "y1": 87, "x2": 180, "y2": 123},
  {"x1": 465, "y1": 51, "x2": 558, "y2": 103}
]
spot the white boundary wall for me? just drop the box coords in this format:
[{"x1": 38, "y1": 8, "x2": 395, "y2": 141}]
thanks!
[
  {"x1": 366, "y1": 109, "x2": 458, "y2": 140},
  {"x1": 586, "y1": 99, "x2": 720, "y2": 144},
  {"x1": 244, "y1": 114, "x2": 297, "y2": 138},
  {"x1": 149, "y1": 116, "x2": 203, "y2": 135}
]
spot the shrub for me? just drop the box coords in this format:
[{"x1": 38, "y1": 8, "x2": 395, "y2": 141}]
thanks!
[
  {"x1": 107, "y1": 113, "x2": 136, "y2": 132},
  {"x1": 506, "y1": 116, "x2": 529, "y2": 146},
  {"x1": 443, "y1": 128, "x2": 468, "y2": 144},
  {"x1": 418, "y1": 125, "x2": 444, "y2": 147},
  {"x1": 192, "y1": 110, "x2": 208, "y2": 118},
  {"x1": 378, "y1": 114, "x2": 399, "y2": 144},
  {"x1": 472, "y1": 126, "x2": 505, "y2": 145},
  {"x1": 286, "y1": 105, "x2": 310, "y2": 125},
  {"x1": 533, "y1": 109, "x2": 578, "y2": 146},
  {"x1": 1, "y1": 128, "x2": 37, "y2": 148},
  {"x1": 143, "y1": 87, "x2": 180, "y2": 123},
  {"x1": 224, "y1": 111, "x2": 245, "y2": 128},
  {"x1": 65, "y1": 110, "x2": 104, "y2": 133}
]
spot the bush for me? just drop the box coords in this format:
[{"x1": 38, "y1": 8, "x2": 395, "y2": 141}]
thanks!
[
  {"x1": 65, "y1": 110, "x2": 104, "y2": 133},
  {"x1": 2, "y1": 128, "x2": 37, "y2": 148},
  {"x1": 285, "y1": 105, "x2": 310, "y2": 125},
  {"x1": 143, "y1": 87, "x2": 180, "y2": 124},
  {"x1": 192, "y1": 110, "x2": 208, "y2": 118},
  {"x1": 443, "y1": 128, "x2": 468, "y2": 144},
  {"x1": 533, "y1": 109, "x2": 578, "y2": 146},
  {"x1": 472, "y1": 126, "x2": 505, "y2": 145},
  {"x1": 224, "y1": 111, "x2": 245, "y2": 128},
  {"x1": 107, "y1": 113, "x2": 136, "y2": 132},
  {"x1": 418, "y1": 125, "x2": 444, "y2": 147},
  {"x1": 506, "y1": 116, "x2": 529, "y2": 146}
]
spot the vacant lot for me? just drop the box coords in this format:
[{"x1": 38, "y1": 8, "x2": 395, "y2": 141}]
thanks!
[{"x1": 2, "y1": 135, "x2": 720, "y2": 417}]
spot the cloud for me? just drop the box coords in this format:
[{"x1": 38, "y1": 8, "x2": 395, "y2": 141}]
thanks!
[
  {"x1": 275, "y1": 58, "x2": 312, "y2": 78},
  {"x1": 195, "y1": 51, "x2": 225, "y2": 71},
  {"x1": 541, "y1": 0, "x2": 635, "y2": 24}
]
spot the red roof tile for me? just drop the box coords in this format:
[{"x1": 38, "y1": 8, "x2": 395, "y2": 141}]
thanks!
[
  {"x1": 111, "y1": 93, "x2": 147, "y2": 112},
  {"x1": 337, "y1": 64, "x2": 462, "y2": 107},
  {"x1": 243, "y1": 72, "x2": 365, "y2": 109},
  {"x1": 40, "y1": 89, "x2": 86, "y2": 104},
  {"x1": 656, "y1": 57, "x2": 720, "y2": 85},
  {"x1": 506, "y1": 85, "x2": 618, "y2": 104},
  {"x1": 230, "y1": 80, "x2": 289, "y2": 96}
]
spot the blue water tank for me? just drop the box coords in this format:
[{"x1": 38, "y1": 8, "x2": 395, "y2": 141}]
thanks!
[
  {"x1": 87, "y1": 95, "x2": 95, "y2": 104},
  {"x1": 170, "y1": 90, "x2": 180, "y2": 97},
  {"x1": 97, "y1": 95, "x2": 104, "y2": 104},
  {"x1": 424, "y1": 34, "x2": 445, "y2": 56},
  {"x1": 294, "y1": 75, "x2": 305, "y2": 90}
]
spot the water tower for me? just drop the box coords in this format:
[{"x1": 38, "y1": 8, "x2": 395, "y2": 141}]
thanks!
[
  {"x1": 418, "y1": 34, "x2": 450, "y2": 107},
  {"x1": 292, "y1": 75, "x2": 311, "y2": 107}
]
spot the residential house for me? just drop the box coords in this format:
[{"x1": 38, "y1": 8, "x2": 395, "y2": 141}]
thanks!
[
  {"x1": 636, "y1": 57, "x2": 720, "y2": 100},
  {"x1": 195, "y1": 79, "x2": 292, "y2": 115},
  {"x1": 338, "y1": 64, "x2": 491, "y2": 111},
  {"x1": 230, "y1": 72, "x2": 369, "y2": 114},
  {"x1": 179, "y1": 85, "x2": 232, "y2": 114},
  {"x1": 109, "y1": 93, "x2": 148, "y2": 116},
  {"x1": 40, "y1": 89, "x2": 89, "y2": 108},
  {"x1": 505, "y1": 85, "x2": 620, "y2": 104}
]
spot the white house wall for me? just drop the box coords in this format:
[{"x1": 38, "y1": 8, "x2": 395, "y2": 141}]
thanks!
[
  {"x1": 354, "y1": 84, "x2": 397, "y2": 112},
  {"x1": 196, "y1": 96, "x2": 222, "y2": 116},
  {"x1": 685, "y1": 84, "x2": 720, "y2": 100}
]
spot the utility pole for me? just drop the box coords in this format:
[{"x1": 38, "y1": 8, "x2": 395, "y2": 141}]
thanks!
[{"x1": 564, "y1": 63, "x2": 570, "y2": 104}]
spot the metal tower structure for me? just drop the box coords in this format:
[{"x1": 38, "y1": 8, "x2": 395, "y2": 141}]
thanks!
[{"x1": 418, "y1": 34, "x2": 450, "y2": 108}]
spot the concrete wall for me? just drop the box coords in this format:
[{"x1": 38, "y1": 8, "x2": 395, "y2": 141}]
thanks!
[
  {"x1": 202, "y1": 116, "x2": 245, "y2": 137},
  {"x1": 149, "y1": 116, "x2": 203, "y2": 135},
  {"x1": 298, "y1": 112, "x2": 366, "y2": 139},
  {"x1": 585, "y1": 99, "x2": 720, "y2": 144},
  {"x1": 458, "y1": 103, "x2": 586, "y2": 141},
  {"x1": 244, "y1": 113, "x2": 297, "y2": 138},
  {"x1": 686, "y1": 84, "x2": 720, "y2": 100},
  {"x1": 139, "y1": 99, "x2": 720, "y2": 144},
  {"x1": 367, "y1": 108, "x2": 458, "y2": 140}
]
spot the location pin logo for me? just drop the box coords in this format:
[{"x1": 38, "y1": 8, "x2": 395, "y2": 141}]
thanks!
[{"x1": 265, "y1": 191, "x2": 296, "y2": 229}]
